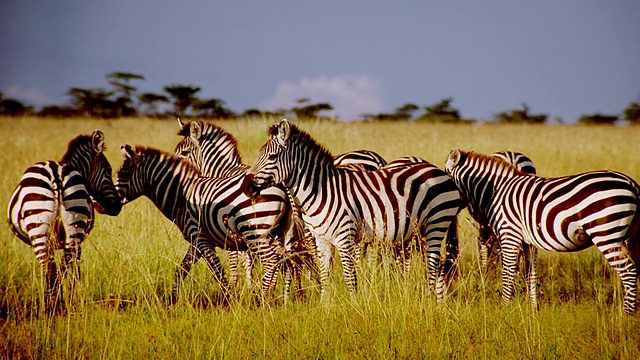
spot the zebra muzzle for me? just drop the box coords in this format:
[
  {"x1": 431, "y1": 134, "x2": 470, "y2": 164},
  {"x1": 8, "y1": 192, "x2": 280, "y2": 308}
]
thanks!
[{"x1": 241, "y1": 173, "x2": 262, "y2": 200}]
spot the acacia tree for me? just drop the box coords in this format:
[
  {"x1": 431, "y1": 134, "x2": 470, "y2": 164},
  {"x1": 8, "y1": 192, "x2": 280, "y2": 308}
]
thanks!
[
  {"x1": 494, "y1": 103, "x2": 546, "y2": 124},
  {"x1": 416, "y1": 98, "x2": 463, "y2": 123},
  {"x1": 193, "y1": 98, "x2": 235, "y2": 119},
  {"x1": 107, "y1": 71, "x2": 146, "y2": 117},
  {"x1": 291, "y1": 98, "x2": 333, "y2": 120},
  {"x1": 139, "y1": 92, "x2": 169, "y2": 117},
  {"x1": 67, "y1": 87, "x2": 117, "y2": 118},
  {"x1": 623, "y1": 99, "x2": 640, "y2": 124},
  {"x1": 362, "y1": 103, "x2": 420, "y2": 121},
  {"x1": 164, "y1": 85, "x2": 201, "y2": 116}
]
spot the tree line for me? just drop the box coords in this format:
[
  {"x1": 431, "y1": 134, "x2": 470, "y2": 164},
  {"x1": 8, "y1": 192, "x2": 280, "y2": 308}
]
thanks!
[{"x1": 1, "y1": 71, "x2": 639, "y2": 125}]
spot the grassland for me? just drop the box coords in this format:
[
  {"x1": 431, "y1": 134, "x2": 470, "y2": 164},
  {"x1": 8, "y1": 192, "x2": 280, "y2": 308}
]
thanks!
[{"x1": 1, "y1": 117, "x2": 639, "y2": 359}]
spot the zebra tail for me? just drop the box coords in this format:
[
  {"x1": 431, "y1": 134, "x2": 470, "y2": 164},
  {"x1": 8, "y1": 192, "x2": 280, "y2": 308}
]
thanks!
[
  {"x1": 627, "y1": 202, "x2": 640, "y2": 273},
  {"x1": 626, "y1": 179, "x2": 640, "y2": 272},
  {"x1": 442, "y1": 214, "x2": 459, "y2": 280}
]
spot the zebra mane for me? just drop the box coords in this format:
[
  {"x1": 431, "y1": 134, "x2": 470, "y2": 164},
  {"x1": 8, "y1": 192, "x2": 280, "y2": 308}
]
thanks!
[
  {"x1": 132, "y1": 146, "x2": 202, "y2": 176},
  {"x1": 267, "y1": 122, "x2": 335, "y2": 169},
  {"x1": 178, "y1": 121, "x2": 244, "y2": 163},
  {"x1": 464, "y1": 150, "x2": 527, "y2": 176},
  {"x1": 60, "y1": 134, "x2": 95, "y2": 164}
]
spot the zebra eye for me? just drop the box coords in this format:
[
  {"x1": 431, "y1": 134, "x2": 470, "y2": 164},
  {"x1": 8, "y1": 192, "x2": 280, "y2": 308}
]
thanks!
[{"x1": 179, "y1": 149, "x2": 190, "y2": 157}]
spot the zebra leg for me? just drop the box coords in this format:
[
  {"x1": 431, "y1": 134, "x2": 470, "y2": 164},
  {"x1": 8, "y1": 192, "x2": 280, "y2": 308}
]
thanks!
[
  {"x1": 522, "y1": 243, "x2": 539, "y2": 311},
  {"x1": 478, "y1": 224, "x2": 492, "y2": 273},
  {"x1": 195, "y1": 241, "x2": 229, "y2": 303},
  {"x1": 242, "y1": 251, "x2": 254, "y2": 288},
  {"x1": 43, "y1": 258, "x2": 61, "y2": 316},
  {"x1": 249, "y1": 238, "x2": 282, "y2": 300},
  {"x1": 228, "y1": 251, "x2": 240, "y2": 288},
  {"x1": 315, "y1": 237, "x2": 333, "y2": 301},
  {"x1": 171, "y1": 244, "x2": 201, "y2": 304},
  {"x1": 336, "y1": 238, "x2": 358, "y2": 296},
  {"x1": 500, "y1": 243, "x2": 520, "y2": 306},
  {"x1": 598, "y1": 241, "x2": 638, "y2": 315}
]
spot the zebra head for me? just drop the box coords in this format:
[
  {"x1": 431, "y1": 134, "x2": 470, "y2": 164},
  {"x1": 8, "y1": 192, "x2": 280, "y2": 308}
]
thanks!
[
  {"x1": 243, "y1": 119, "x2": 293, "y2": 199},
  {"x1": 115, "y1": 144, "x2": 145, "y2": 205},
  {"x1": 63, "y1": 130, "x2": 122, "y2": 216},
  {"x1": 174, "y1": 118, "x2": 203, "y2": 168}
]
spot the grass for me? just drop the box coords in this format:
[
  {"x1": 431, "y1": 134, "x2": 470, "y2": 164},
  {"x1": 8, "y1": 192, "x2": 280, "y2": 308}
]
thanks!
[{"x1": 1, "y1": 117, "x2": 640, "y2": 358}]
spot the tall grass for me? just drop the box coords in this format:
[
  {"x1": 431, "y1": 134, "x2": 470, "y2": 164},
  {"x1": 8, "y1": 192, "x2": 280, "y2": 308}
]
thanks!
[{"x1": 1, "y1": 117, "x2": 639, "y2": 358}]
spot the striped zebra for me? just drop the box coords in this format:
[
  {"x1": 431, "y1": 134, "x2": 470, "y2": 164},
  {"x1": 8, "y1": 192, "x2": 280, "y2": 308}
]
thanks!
[
  {"x1": 115, "y1": 144, "x2": 293, "y2": 303},
  {"x1": 445, "y1": 148, "x2": 640, "y2": 314},
  {"x1": 472, "y1": 151, "x2": 537, "y2": 272},
  {"x1": 243, "y1": 119, "x2": 462, "y2": 300},
  {"x1": 174, "y1": 119, "x2": 388, "y2": 299},
  {"x1": 7, "y1": 130, "x2": 122, "y2": 315}
]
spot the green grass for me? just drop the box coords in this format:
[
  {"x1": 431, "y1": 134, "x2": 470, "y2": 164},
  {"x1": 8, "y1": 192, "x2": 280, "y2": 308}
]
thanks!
[{"x1": 1, "y1": 117, "x2": 640, "y2": 358}]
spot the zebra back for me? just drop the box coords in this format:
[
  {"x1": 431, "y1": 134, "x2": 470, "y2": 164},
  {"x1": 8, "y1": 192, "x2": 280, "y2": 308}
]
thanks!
[
  {"x1": 333, "y1": 149, "x2": 387, "y2": 171},
  {"x1": 491, "y1": 151, "x2": 536, "y2": 175}
]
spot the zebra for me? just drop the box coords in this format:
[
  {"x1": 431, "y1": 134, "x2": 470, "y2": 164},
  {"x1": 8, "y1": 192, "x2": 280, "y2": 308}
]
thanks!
[
  {"x1": 242, "y1": 119, "x2": 462, "y2": 301},
  {"x1": 174, "y1": 118, "x2": 389, "y2": 300},
  {"x1": 470, "y1": 151, "x2": 537, "y2": 272},
  {"x1": 333, "y1": 149, "x2": 387, "y2": 171},
  {"x1": 115, "y1": 144, "x2": 294, "y2": 303},
  {"x1": 7, "y1": 130, "x2": 122, "y2": 315},
  {"x1": 445, "y1": 148, "x2": 640, "y2": 314}
]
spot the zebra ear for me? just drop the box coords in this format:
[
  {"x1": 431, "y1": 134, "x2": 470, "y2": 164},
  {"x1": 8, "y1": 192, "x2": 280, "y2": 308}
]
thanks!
[
  {"x1": 276, "y1": 119, "x2": 291, "y2": 147},
  {"x1": 121, "y1": 144, "x2": 137, "y2": 160},
  {"x1": 446, "y1": 148, "x2": 462, "y2": 169},
  {"x1": 189, "y1": 121, "x2": 202, "y2": 145},
  {"x1": 91, "y1": 130, "x2": 106, "y2": 153},
  {"x1": 177, "y1": 117, "x2": 186, "y2": 131}
]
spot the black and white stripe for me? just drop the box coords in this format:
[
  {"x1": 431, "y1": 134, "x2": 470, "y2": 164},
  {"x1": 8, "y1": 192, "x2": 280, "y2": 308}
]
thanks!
[
  {"x1": 244, "y1": 119, "x2": 462, "y2": 300},
  {"x1": 174, "y1": 119, "x2": 390, "y2": 300},
  {"x1": 115, "y1": 145, "x2": 293, "y2": 302},
  {"x1": 7, "y1": 130, "x2": 122, "y2": 315},
  {"x1": 472, "y1": 151, "x2": 537, "y2": 271},
  {"x1": 445, "y1": 148, "x2": 640, "y2": 314}
]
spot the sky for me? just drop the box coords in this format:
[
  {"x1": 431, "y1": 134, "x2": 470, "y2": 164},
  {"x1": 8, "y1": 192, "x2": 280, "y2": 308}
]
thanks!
[{"x1": 1, "y1": 0, "x2": 639, "y2": 122}]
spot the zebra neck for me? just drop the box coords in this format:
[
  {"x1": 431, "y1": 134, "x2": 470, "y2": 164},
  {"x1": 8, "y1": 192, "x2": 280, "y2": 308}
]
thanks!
[
  {"x1": 201, "y1": 148, "x2": 245, "y2": 177},
  {"x1": 286, "y1": 158, "x2": 339, "y2": 216},
  {"x1": 144, "y1": 161, "x2": 196, "y2": 222},
  {"x1": 468, "y1": 166, "x2": 518, "y2": 220}
]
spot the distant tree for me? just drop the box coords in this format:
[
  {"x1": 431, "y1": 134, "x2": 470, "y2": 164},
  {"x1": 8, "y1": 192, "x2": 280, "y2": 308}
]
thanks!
[
  {"x1": 578, "y1": 113, "x2": 618, "y2": 125},
  {"x1": 107, "y1": 71, "x2": 145, "y2": 117},
  {"x1": 0, "y1": 98, "x2": 30, "y2": 116},
  {"x1": 623, "y1": 100, "x2": 640, "y2": 125},
  {"x1": 67, "y1": 87, "x2": 117, "y2": 118},
  {"x1": 164, "y1": 85, "x2": 201, "y2": 116},
  {"x1": 37, "y1": 105, "x2": 78, "y2": 118},
  {"x1": 291, "y1": 98, "x2": 333, "y2": 120},
  {"x1": 416, "y1": 97, "x2": 467, "y2": 123},
  {"x1": 361, "y1": 103, "x2": 419, "y2": 122},
  {"x1": 193, "y1": 98, "x2": 236, "y2": 119},
  {"x1": 240, "y1": 108, "x2": 263, "y2": 118},
  {"x1": 138, "y1": 92, "x2": 169, "y2": 117},
  {"x1": 494, "y1": 103, "x2": 546, "y2": 124}
]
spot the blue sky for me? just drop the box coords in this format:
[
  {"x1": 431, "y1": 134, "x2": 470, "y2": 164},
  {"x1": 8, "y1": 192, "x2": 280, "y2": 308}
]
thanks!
[{"x1": 1, "y1": 0, "x2": 639, "y2": 122}]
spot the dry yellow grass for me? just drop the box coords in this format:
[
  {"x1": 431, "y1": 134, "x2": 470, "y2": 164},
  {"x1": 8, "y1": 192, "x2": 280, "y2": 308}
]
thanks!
[{"x1": 1, "y1": 117, "x2": 639, "y2": 358}]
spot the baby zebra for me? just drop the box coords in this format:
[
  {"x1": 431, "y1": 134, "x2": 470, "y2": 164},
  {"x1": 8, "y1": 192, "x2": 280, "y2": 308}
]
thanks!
[
  {"x1": 243, "y1": 119, "x2": 462, "y2": 301},
  {"x1": 7, "y1": 130, "x2": 122, "y2": 315},
  {"x1": 445, "y1": 148, "x2": 640, "y2": 314}
]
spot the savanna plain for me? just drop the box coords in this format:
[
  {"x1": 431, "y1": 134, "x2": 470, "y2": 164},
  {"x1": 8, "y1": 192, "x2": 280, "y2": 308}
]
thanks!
[{"x1": 1, "y1": 117, "x2": 639, "y2": 359}]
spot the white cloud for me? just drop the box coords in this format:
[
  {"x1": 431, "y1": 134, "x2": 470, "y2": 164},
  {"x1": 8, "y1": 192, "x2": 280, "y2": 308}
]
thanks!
[
  {"x1": 3, "y1": 84, "x2": 50, "y2": 105},
  {"x1": 261, "y1": 75, "x2": 386, "y2": 121}
]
